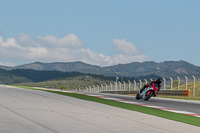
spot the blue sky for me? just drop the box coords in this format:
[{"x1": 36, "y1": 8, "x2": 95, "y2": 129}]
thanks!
[{"x1": 0, "y1": 0, "x2": 200, "y2": 66}]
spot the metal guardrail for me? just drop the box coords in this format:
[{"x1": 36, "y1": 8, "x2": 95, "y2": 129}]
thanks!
[{"x1": 100, "y1": 89, "x2": 190, "y2": 97}]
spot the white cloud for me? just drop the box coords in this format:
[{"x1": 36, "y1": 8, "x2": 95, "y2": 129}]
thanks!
[
  {"x1": 112, "y1": 39, "x2": 141, "y2": 55},
  {"x1": 0, "y1": 34, "x2": 148, "y2": 67},
  {"x1": 0, "y1": 61, "x2": 16, "y2": 67},
  {"x1": 37, "y1": 34, "x2": 84, "y2": 48},
  {"x1": 109, "y1": 54, "x2": 148, "y2": 66},
  {"x1": 109, "y1": 38, "x2": 148, "y2": 65}
]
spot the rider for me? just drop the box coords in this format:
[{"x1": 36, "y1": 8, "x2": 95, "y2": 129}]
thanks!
[{"x1": 140, "y1": 78, "x2": 162, "y2": 96}]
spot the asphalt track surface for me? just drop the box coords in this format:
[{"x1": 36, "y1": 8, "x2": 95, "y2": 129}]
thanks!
[
  {"x1": 0, "y1": 85, "x2": 200, "y2": 133},
  {"x1": 95, "y1": 93, "x2": 200, "y2": 114}
]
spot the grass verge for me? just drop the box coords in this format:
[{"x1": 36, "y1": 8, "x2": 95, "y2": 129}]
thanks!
[{"x1": 13, "y1": 86, "x2": 200, "y2": 127}]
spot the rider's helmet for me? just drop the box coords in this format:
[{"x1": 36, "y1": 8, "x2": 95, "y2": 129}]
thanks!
[{"x1": 155, "y1": 78, "x2": 162, "y2": 85}]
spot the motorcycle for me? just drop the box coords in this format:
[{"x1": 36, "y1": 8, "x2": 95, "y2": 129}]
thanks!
[{"x1": 136, "y1": 83, "x2": 158, "y2": 101}]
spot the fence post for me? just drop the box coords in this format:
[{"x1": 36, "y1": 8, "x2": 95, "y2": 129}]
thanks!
[
  {"x1": 170, "y1": 77, "x2": 173, "y2": 90},
  {"x1": 105, "y1": 83, "x2": 107, "y2": 91},
  {"x1": 139, "y1": 80, "x2": 142, "y2": 89},
  {"x1": 177, "y1": 77, "x2": 180, "y2": 90},
  {"x1": 144, "y1": 79, "x2": 147, "y2": 84},
  {"x1": 110, "y1": 83, "x2": 112, "y2": 91},
  {"x1": 134, "y1": 80, "x2": 136, "y2": 90},
  {"x1": 93, "y1": 85, "x2": 95, "y2": 92},
  {"x1": 163, "y1": 78, "x2": 166, "y2": 90},
  {"x1": 123, "y1": 81, "x2": 126, "y2": 90},
  {"x1": 89, "y1": 86, "x2": 92, "y2": 92},
  {"x1": 115, "y1": 77, "x2": 119, "y2": 91},
  {"x1": 119, "y1": 82, "x2": 121, "y2": 91},
  {"x1": 185, "y1": 76, "x2": 188, "y2": 90},
  {"x1": 128, "y1": 80, "x2": 131, "y2": 90},
  {"x1": 192, "y1": 76, "x2": 195, "y2": 97},
  {"x1": 97, "y1": 85, "x2": 99, "y2": 92},
  {"x1": 101, "y1": 84, "x2": 103, "y2": 91}
]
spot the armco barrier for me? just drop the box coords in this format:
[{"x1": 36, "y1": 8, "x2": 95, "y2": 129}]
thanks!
[
  {"x1": 100, "y1": 90, "x2": 138, "y2": 95},
  {"x1": 100, "y1": 89, "x2": 190, "y2": 97},
  {"x1": 184, "y1": 89, "x2": 190, "y2": 97}
]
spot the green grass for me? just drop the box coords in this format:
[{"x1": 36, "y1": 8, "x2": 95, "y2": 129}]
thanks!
[{"x1": 12, "y1": 85, "x2": 200, "y2": 127}]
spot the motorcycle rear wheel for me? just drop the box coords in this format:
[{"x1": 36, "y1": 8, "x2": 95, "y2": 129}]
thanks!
[{"x1": 136, "y1": 93, "x2": 140, "y2": 100}]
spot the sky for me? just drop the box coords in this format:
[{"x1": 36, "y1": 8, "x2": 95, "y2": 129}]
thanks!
[{"x1": 0, "y1": 0, "x2": 200, "y2": 67}]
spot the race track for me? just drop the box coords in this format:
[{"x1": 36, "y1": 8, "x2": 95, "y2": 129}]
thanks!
[
  {"x1": 96, "y1": 93, "x2": 200, "y2": 114},
  {"x1": 0, "y1": 85, "x2": 200, "y2": 133}
]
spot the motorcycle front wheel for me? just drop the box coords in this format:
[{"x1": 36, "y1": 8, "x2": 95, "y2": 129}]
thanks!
[{"x1": 144, "y1": 91, "x2": 154, "y2": 101}]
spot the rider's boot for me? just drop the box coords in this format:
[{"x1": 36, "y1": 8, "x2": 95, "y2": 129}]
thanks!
[{"x1": 153, "y1": 91, "x2": 158, "y2": 97}]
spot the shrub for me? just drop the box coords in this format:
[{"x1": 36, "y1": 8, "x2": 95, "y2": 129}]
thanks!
[{"x1": 60, "y1": 86, "x2": 68, "y2": 90}]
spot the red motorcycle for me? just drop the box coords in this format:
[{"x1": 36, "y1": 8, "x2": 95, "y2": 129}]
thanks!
[{"x1": 136, "y1": 83, "x2": 158, "y2": 101}]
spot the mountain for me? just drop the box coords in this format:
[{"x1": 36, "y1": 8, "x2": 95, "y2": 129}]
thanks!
[
  {"x1": 13, "y1": 61, "x2": 112, "y2": 76},
  {"x1": 0, "y1": 60, "x2": 200, "y2": 78},
  {"x1": 15, "y1": 61, "x2": 101, "y2": 72},
  {"x1": 103, "y1": 60, "x2": 200, "y2": 78}
]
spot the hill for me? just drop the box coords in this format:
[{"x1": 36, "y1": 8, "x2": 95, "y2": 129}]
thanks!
[
  {"x1": 0, "y1": 69, "x2": 117, "y2": 85},
  {"x1": 103, "y1": 60, "x2": 200, "y2": 78},
  {"x1": 1, "y1": 60, "x2": 199, "y2": 78}
]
